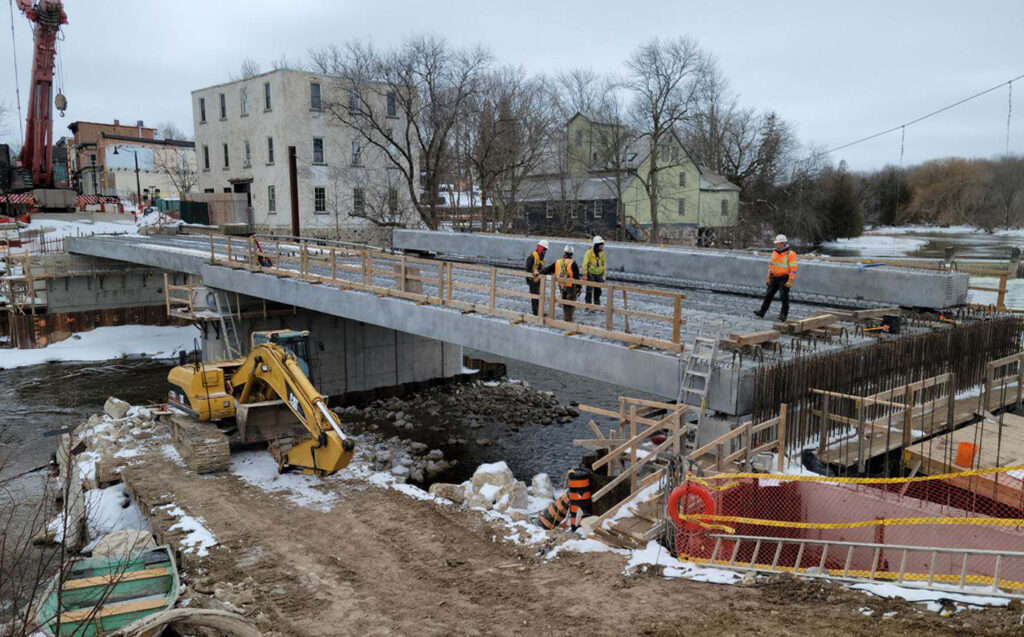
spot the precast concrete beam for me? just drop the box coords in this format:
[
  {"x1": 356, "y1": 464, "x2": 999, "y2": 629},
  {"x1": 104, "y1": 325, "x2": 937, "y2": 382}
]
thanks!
[{"x1": 393, "y1": 230, "x2": 970, "y2": 309}]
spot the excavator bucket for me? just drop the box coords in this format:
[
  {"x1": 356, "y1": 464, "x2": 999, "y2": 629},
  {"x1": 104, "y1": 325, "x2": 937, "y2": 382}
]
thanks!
[{"x1": 274, "y1": 433, "x2": 355, "y2": 476}]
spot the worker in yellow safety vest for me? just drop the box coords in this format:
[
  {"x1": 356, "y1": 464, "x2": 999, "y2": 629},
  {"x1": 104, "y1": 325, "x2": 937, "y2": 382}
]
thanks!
[
  {"x1": 582, "y1": 235, "x2": 607, "y2": 307},
  {"x1": 555, "y1": 245, "x2": 582, "y2": 321},
  {"x1": 755, "y1": 234, "x2": 798, "y2": 322},
  {"x1": 525, "y1": 239, "x2": 555, "y2": 315}
]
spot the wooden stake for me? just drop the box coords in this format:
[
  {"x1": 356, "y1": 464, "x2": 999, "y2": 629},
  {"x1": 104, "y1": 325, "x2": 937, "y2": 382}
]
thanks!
[{"x1": 777, "y1": 403, "x2": 788, "y2": 471}]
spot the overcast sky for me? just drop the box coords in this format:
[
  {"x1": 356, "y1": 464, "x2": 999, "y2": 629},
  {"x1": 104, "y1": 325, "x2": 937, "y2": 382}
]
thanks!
[{"x1": 3, "y1": 0, "x2": 1022, "y2": 171}]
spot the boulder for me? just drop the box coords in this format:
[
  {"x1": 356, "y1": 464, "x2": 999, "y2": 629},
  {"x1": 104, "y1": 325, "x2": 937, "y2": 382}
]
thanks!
[
  {"x1": 103, "y1": 397, "x2": 131, "y2": 420},
  {"x1": 493, "y1": 481, "x2": 529, "y2": 512},
  {"x1": 409, "y1": 442, "x2": 429, "y2": 455},
  {"x1": 90, "y1": 529, "x2": 156, "y2": 557},
  {"x1": 465, "y1": 492, "x2": 492, "y2": 510},
  {"x1": 470, "y1": 461, "x2": 515, "y2": 492},
  {"x1": 390, "y1": 465, "x2": 410, "y2": 479},
  {"x1": 531, "y1": 473, "x2": 554, "y2": 500},
  {"x1": 427, "y1": 449, "x2": 444, "y2": 461}
]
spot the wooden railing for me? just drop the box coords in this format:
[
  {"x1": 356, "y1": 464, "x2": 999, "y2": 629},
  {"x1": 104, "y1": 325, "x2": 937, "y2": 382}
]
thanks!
[
  {"x1": 209, "y1": 235, "x2": 688, "y2": 353},
  {"x1": 985, "y1": 350, "x2": 1024, "y2": 411},
  {"x1": 686, "y1": 405, "x2": 788, "y2": 473}
]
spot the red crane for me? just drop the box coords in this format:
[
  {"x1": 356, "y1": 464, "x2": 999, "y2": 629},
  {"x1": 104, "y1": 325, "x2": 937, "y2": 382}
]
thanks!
[{"x1": 16, "y1": 0, "x2": 67, "y2": 189}]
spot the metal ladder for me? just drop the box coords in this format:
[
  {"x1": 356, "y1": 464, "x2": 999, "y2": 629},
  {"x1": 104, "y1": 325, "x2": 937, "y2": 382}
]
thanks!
[
  {"x1": 694, "y1": 533, "x2": 1024, "y2": 599},
  {"x1": 679, "y1": 337, "x2": 717, "y2": 433},
  {"x1": 213, "y1": 291, "x2": 242, "y2": 359}
]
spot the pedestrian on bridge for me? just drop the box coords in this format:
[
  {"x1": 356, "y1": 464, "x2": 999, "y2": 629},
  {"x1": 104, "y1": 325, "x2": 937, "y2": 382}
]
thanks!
[
  {"x1": 556, "y1": 245, "x2": 582, "y2": 321},
  {"x1": 583, "y1": 235, "x2": 607, "y2": 307},
  {"x1": 755, "y1": 234, "x2": 798, "y2": 322},
  {"x1": 526, "y1": 239, "x2": 555, "y2": 316}
]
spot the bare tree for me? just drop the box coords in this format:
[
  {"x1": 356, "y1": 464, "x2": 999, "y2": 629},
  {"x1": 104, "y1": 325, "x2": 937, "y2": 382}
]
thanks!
[
  {"x1": 156, "y1": 121, "x2": 190, "y2": 142},
  {"x1": 233, "y1": 57, "x2": 261, "y2": 80},
  {"x1": 271, "y1": 53, "x2": 298, "y2": 71},
  {"x1": 153, "y1": 147, "x2": 198, "y2": 197},
  {"x1": 625, "y1": 37, "x2": 711, "y2": 242},
  {"x1": 989, "y1": 155, "x2": 1024, "y2": 228},
  {"x1": 310, "y1": 36, "x2": 492, "y2": 229}
]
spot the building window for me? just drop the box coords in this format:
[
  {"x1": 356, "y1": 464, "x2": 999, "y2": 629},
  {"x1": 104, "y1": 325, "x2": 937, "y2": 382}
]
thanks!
[
  {"x1": 314, "y1": 187, "x2": 326, "y2": 213},
  {"x1": 660, "y1": 145, "x2": 670, "y2": 162},
  {"x1": 678, "y1": 199, "x2": 686, "y2": 216},
  {"x1": 545, "y1": 203, "x2": 555, "y2": 219},
  {"x1": 204, "y1": 188, "x2": 214, "y2": 193},
  {"x1": 264, "y1": 81, "x2": 272, "y2": 110},
  {"x1": 388, "y1": 188, "x2": 398, "y2": 215},
  {"x1": 679, "y1": 172, "x2": 686, "y2": 188},
  {"x1": 219, "y1": 93, "x2": 226, "y2": 119},
  {"x1": 244, "y1": 140, "x2": 251, "y2": 167},
  {"x1": 199, "y1": 97, "x2": 206, "y2": 123},
  {"x1": 240, "y1": 87, "x2": 248, "y2": 116},
  {"x1": 671, "y1": 146, "x2": 679, "y2": 161},
  {"x1": 310, "y1": 82, "x2": 322, "y2": 110},
  {"x1": 351, "y1": 139, "x2": 361, "y2": 166},
  {"x1": 268, "y1": 185, "x2": 276, "y2": 213},
  {"x1": 202, "y1": 145, "x2": 210, "y2": 171},
  {"x1": 353, "y1": 187, "x2": 365, "y2": 214},
  {"x1": 575, "y1": 131, "x2": 583, "y2": 148},
  {"x1": 570, "y1": 203, "x2": 578, "y2": 219},
  {"x1": 313, "y1": 137, "x2": 325, "y2": 164},
  {"x1": 267, "y1": 137, "x2": 274, "y2": 164},
  {"x1": 386, "y1": 90, "x2": 397, "y2": 117},
  {"x1": 348, "y1": 86, "x2": 358, "y2": 113},
  {"x1": 721, "y1": 199, "x2": 728, "y2": 215},
  {"x1": 593, "y1": 201, "x2": 602, "y2": 218},
  {"x1": 222, "y1": 143, "x2": 229, "y2": 168}
]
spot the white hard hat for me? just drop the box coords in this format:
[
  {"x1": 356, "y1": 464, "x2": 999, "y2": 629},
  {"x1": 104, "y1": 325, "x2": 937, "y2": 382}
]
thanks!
[
  {"x1": 774, "y1": 234, "x2": 787, "y2": 244},
  {"x1": 564, "y1": 245, "x2": 574, "y2": 254},
  {"x1": 593, "y1": 235, "x2": 604, "y2": 244},
  {"x1": 538, "y1": 239, "x2": 550, "y2": 249}
]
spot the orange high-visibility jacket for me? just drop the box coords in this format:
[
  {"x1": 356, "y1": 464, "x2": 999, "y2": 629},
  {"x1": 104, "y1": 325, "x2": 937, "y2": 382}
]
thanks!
[{"x1": 768, "y1": 248, "x2": 798, "y2": 280}]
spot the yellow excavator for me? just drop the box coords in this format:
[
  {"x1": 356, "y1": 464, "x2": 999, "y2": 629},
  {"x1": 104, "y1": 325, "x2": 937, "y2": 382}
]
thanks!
[{"x1": 166, "y1": 329, "x2": 355, "y2": 476}]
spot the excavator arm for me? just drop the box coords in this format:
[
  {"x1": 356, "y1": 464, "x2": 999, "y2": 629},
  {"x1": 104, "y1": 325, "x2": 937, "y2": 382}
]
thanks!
[{"x1": 229, "y1": 343, "x2": 355, "y2": 475}]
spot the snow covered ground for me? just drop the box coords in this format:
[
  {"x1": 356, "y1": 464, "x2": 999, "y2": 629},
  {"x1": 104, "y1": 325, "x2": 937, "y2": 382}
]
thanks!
[
  {"x1": 820, "y1": 234, "x2": 928, "y2": 256},
  {"x1": 23, "y1": 216, "x2": 139, "y2": 240},
  {"x1": 0, "y1": 324, "x2": 200, "y2": 369}
]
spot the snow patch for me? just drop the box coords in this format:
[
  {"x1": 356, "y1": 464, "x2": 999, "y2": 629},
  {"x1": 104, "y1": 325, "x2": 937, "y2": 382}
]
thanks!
[
  {"x1": 850, "y1": 581, "x2": 1010, "y2": 613},
  {"x1": 820, "y1": 235, "x2": 928, "y2": 257},
  {"x1": 0, "y1": 325, "x2": 200, "y2": 370},
  {"x1": 230, "y1": 451, "x2": 339, "y2": 511},
  {"x1": 85, "y1": 484, "x2": 147, "y2": 540},
  {"x1": 160, "y1": 504, "x2": 218, "y2": 556}
]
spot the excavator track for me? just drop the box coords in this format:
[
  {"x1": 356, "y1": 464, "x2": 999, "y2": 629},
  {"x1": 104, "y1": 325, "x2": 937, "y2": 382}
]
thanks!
[{"x1": 167, "y1": 414, "x2": 231, "y2": 474}]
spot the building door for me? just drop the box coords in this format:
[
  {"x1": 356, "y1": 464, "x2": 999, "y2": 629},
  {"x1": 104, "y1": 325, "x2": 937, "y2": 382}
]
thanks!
[{"x1": 232, "y1": 180, "x2": 252, "y2": 208}]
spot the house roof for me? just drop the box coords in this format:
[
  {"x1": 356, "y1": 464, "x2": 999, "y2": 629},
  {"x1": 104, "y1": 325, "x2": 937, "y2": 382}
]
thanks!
[
  {"x1": 517, "y1": 173, "x2": 634, "y2": 203},
  {"x1": 698, "y1": 166, "x2": 741, "y2": 192}
]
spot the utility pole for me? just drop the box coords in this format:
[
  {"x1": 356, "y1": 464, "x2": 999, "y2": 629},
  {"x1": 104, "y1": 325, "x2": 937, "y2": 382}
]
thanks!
[
  {"x1": 133, "y1": 151, "x2": 142, "y2": 211},
  {"x1": 288, "y1": 145, "x2": 299, "y2": 237}
]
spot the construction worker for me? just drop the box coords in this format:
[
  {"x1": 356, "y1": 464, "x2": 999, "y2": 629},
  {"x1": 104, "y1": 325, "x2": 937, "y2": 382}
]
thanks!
[
  {"x1": 582, "y1": 235, "x2": 607, "y2": 307},
  {"x1": 555, "y1": 245, "x2": 582, "y2": 321},
  {"x1": 755, "y1": 234, "x2": 798, "y2": 322},
  {"x1": 525, "y1": 239, "x2": 555, "y2": 315}
]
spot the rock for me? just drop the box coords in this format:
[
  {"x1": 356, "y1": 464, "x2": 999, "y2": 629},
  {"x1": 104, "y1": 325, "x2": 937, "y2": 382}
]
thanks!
[
  {"x1": 91, "y1": 529, "x2": 156, "y2": 557},
  {"x1": 103, "y1": 397, "x2": 131, "y2": 420},
  {"x1": 465, "y1": 492, "x2": 492, "y2": 509},
  {"x1": 409, "y1": 442, "x2": 429, "y2": 455},
  {"x1": 427, "y1": 449, "x2": 444, "y2": 461},
  {"x1": 475, "y1": 438, "x2": 491, "y2": 447},
  {"x1": 531, "y1": 473, "x2": 554, "y2": 500},
  {"x1": 567, "y1": 407, "x2": 580, "y2": 417},
  {"x1": 425, "y1": 460, "x2": 449, "y2": 478},
  {"x1": 409, "y1": 469, "x2": 424, "y2": 483},
  {"x1": 558, "y1": 416, "x2": 573, "y2": 424},
  {"x1": 395, "y1": 411, "x2": 405, "y2": 421},
  {"x1": 402, "y1": 422, "x2": 415, "y2": 431},
  {"x1": 470, "y1": 461, "x2": 515, "y2": 492},
  {"x1": 398, "y1": 455, "x2": 414, "y2": 467},
  {"x1": 493, "y1": 481, "x2": 529, "y2": 512},
  {"x1": 469, "y1": 420, "x2": 484, "y2": 429},
  {"x1": 428, "y1": 482, "x2": 466, "y2": 504},
  {"x1": 390, "y1": 465, "x2": 410, "y2": 479}
]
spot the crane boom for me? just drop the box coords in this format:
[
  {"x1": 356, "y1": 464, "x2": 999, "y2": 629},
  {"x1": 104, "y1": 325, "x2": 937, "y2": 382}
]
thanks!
[{"x1": 16, "y1": 0, "x2": 67, "y2": 189}]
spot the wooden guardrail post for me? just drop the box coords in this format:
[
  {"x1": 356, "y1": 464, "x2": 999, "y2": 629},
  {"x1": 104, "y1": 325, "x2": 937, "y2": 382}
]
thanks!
[
  {"x1": 998, "y1": 273, "x2": 1008, "y2": 312},
  {"x1": 364, "y1": 251, "x2": 371, "y2": 286},
  {"x1": 226, "y1": 236, "x2": 233, "y2": 263},
  {"x1": 777, "y1": 403, "x2": 788, "y2": 471},
  {"x1": 549, "y1": 275, "x2": 557, "y2": 319},
  {"x1": 489, "y1": 268, "x2": 497, "y2": 308},
  {"x1": 163, "y1": 273, "x2": 170, "y2": 316},
  {"x1": 330, "y1": 248, "x2": 337, "y2": 283},
  {"x1": 902, "y1": 384, "x2": 914, "y2": 449},
  {"x1": 400, "y1": 255, "x2": 408, "y2": 293},
  {"x1": 672, "y1": 295, "x2": 682, "y2": 344},
  {"x1": 438, "y1": 263, "x2": 445, "y2": 302},
  {"x1": 818, "y1": 393, "x2": 829, "y2": 457},
  {"x1": 209, "y1": 233, "x2": 215, "y2": 263},
  {"x1": 538, "y1": 275, "x2": 546, "y2": 321},
  {"x1": 744, "y1": 421, "x2": 753, "y2": 468},
  {"x1": 605, "y1": 286, "x2": 614, "y2": 330},
  {"x1": 446, "y1": 263, "x2": 453, "y2": 302}
]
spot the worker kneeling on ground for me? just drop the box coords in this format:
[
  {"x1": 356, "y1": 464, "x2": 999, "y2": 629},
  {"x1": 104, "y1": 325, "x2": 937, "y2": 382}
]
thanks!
[
  {"x1": 556, "y1": 245, "x2": 582, "y2": 321},
  {"x1": 755, "y1": 234, "x2": 798, "y2": 322},
  {"x1": 583, "y1": 235, "x2": 607, "y2": 307},
  {"x1": 525, "y1": 239, "x2": 556, "y2": 315}
]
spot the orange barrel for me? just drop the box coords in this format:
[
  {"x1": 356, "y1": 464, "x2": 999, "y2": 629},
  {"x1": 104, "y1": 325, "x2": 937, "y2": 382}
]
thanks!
[
  {"x1": 538, "y1": 493, "x2": 572, "y2": 530},
  {"x1": 567, "y1": 467, "x2": 593, "y2": 519},
  {"x1": 955, "y1": 441, "x2": 978, "y2": 468}
]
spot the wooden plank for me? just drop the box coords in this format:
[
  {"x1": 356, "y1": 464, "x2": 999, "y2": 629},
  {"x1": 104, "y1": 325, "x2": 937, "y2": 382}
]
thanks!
[
  {"x1": 727, "y1": 330, "x2": 781, "y2": 347},
  {"x1": 594, "y1": 468, "x2": 666, "y2": 528},
  {"x1": 591, "y1": 409, "x2": 681, "y2": 471},
  {"x1": 774, "y1": 313, "x2": 839, "y2": 334},
  {"x1": 63, "y1": 567, "x2": 170, "y2": 591},
  {"x1": 588, "y1": 420, "x2": 606, "y2": 439},
  {"x1": 593, "y1": 433, "x2": 679, "y2": 501},
  {"x1": 578, "y1": 404, "x2": 663, "y2": 427},
  {"x1": 59, "y1": 595, "x2": 168, "y2": 623}
]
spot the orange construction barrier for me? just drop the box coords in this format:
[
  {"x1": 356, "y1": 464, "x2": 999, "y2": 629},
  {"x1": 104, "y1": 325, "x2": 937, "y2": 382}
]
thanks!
[{"x1": 955, "y1": 441, "x2": 978, "y2": 468}]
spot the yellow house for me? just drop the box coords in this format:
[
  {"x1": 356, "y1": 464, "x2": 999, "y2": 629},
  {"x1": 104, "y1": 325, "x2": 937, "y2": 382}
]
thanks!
[{"x1": 564, "y1": 113, "x2": 740, "y2": 242}]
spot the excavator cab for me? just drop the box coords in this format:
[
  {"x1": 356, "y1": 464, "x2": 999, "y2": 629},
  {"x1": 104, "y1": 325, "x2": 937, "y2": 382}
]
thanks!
[{"x1": 252, "y1": 330, "x2": 312, "y2": 381}]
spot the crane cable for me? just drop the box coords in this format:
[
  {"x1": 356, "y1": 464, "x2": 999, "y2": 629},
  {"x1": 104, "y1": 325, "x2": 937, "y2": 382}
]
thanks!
[
  {"x1": 8, "y1": 0, "x2": 24, "y2": 146},
  {"x1": 826, "y1": 72, "x2": 1024, "y2": 154}
]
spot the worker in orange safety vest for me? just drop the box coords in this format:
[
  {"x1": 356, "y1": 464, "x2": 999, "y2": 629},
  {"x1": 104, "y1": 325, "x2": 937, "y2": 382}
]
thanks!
[
  {"x1": 755, "y1": 234, "x2": 798, "y2": 322},
  {"x1": 555, "y1": 245, "x2": 582, "y2": 321}
]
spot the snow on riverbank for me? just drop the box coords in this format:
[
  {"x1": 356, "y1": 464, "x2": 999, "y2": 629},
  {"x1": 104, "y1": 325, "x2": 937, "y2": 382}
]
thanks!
[
  {"x1": 0, "y1": 325, "x2": 200, "y2": 369},
  {"x1": 23, "y1": 216, "x2": 139, "y2": 240},
  {"x1": 820, "y1": 234, "x2": 928, "y2": 255}
]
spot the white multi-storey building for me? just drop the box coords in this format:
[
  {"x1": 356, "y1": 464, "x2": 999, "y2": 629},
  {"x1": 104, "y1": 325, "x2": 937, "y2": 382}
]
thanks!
[{"x1": 191, "y1": 69, "x2": 417, "y2": 236}]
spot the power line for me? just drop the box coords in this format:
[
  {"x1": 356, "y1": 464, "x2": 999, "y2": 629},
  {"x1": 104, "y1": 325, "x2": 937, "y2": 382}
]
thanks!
[{"x1": 826, "y1": 73, "x2": 1024, "y2": 154}]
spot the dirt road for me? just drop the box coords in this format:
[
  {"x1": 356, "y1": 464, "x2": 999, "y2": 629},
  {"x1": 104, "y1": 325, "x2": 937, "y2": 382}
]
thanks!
[{"x1": 127, "y1": 451, "x2": 1024, "y2": 637}]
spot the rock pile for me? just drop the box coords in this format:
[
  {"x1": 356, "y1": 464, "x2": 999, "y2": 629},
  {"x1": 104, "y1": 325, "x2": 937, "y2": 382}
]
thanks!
[
  {"x1": 69, "y1": 397, "x2": 161, "y2": 488},
  {"x1": 351, "y1": 434, "x2": 453, "y2": 484},
  {"x1": 428, "y1": 461, "x2": 553, "y2": 515}
]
